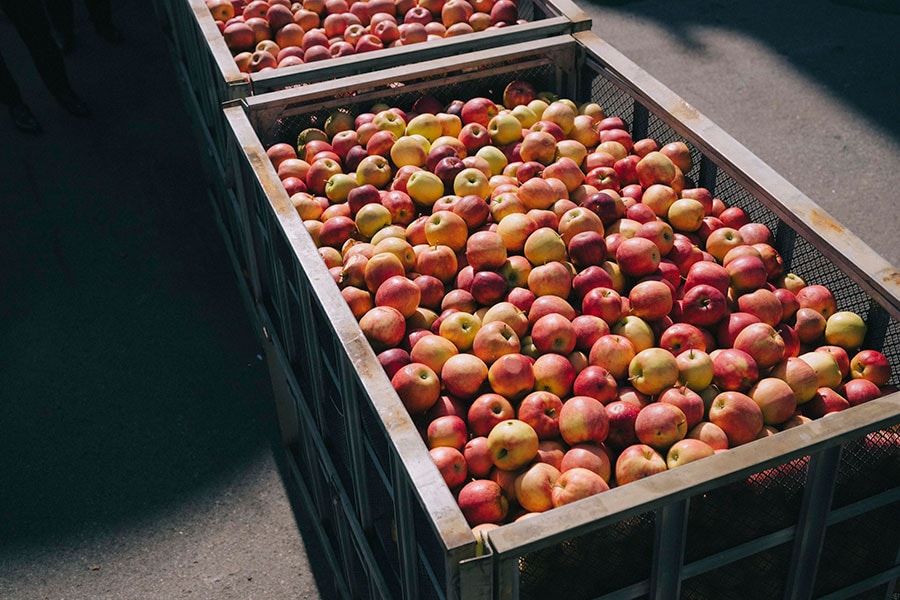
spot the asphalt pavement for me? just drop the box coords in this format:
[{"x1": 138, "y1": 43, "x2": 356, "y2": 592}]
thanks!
[{"x1": 0, "y1": 0, "x2": 897, "y2": 599}]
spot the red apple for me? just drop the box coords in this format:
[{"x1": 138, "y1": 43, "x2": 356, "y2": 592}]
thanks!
[
  {"x1": 429, "y1": 446, "x2": 468, "y2": 489},
  {"x1": 517, "y1": 390, "x2": 564, "y2": 440},
  {"x1": 614, "y1": 443, "x2": 668, "y2": 486},
  {"x1": 712, "y1": 348, "x2": 759, "y2": 392},
  {"x1": 558, "y1": 395, "x2": 609, "y2": 446},
  {"x1": 457, "y1": 479, "x2": 508, "y2": 526},
  {"x1": 550, "y1": 467, "x2": 609, "y2": 507},
  {"x1": 463, "y1": 436, "x2": 494, "y2": 478},
  {"x1": 708, "y1": 390, "x2": 764, "y2": 446},
  {"x1": 634, "y1": 402, "x2": 688, "y2": 452}
]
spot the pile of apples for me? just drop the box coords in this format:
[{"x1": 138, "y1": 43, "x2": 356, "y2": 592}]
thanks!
[
  {"x1": 263, "y1": 79, "x2": 895, "y2": 529},
  {"x1": 206, "y1": 0, "x2": 524, "y2": 72}
]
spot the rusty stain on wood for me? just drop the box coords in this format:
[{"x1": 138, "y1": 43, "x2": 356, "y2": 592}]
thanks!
[
  {"x1": 810, "y1": 208, "x2": 844, "y2": 235},
  {"x1": 882, "y1": 269, "x2": 900, "y2": 286}
]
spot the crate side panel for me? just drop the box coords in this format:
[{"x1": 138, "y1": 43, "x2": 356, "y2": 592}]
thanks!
[{"x1": 517, "y1": 512, "x2": 656, "y2": 600}]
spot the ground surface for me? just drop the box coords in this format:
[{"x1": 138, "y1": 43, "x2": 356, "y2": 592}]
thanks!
[{"x1": 0, "y1": 0, "x2": 897, "y2": 598}]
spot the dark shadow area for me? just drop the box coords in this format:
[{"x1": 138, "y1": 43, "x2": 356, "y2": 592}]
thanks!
[
  {"x1": 0, "y1": 5, "x2": 326, "y2": 598},
  {"x1": 585, "y1": 0, "x2": 900, "y2": 141}
]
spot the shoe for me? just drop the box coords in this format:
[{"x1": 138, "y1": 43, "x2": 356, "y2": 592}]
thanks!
[
  {"x1": 53, "y1": 88, "x2": 92, "y2": 118},
  {"x1": 9, "y1": 103, "x2": 42, "y2": 134},
  {"x1": 94, "y1": 22, "x2": 124, "y2": 44}
]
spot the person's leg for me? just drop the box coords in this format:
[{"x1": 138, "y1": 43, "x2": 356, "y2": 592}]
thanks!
[
  {"x1": 0, "y1": 50, "x2": 42, "y2": 134},
  {"x1": 42, "y1": 0, "x2": 77, "y2": 52},
  {"x1": 0, "y1": 0, "x2": 90, "y2": 117}
]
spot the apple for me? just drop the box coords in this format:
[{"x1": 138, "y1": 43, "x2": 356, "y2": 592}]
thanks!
[
  {"x1": 514, "y1": 461, "x2": 561, "y2": 513},
  {"x1": 816, "y1": 345, "x2": 850, "y2": 380},
  {"x1": 457, "y1": 479, "x2": 508, "y2": 526},
  {"x1": 666, "y1": 438, "x2": 715, "y2": 469},
  {"x1": 659, "y1": 323, "x2": 707, "y2": 356},
  {"x1": 798, "y1": 350, "x2": 843, "y2": 390},
  {"x1": 355, "y1": 154, "x2": 393, "y2": 189},
  {"x1": 679, "y1": 283, "x2": 729, "y2": 328},
  {"x1": 627, "y1": 347, "x2": 679, "y2": 396},
  {"x1": 736, "y1": 288, "x2": 783, "y2": 327},
  {"x1": 519, "y1": 131, "x2": 557, "y2": 165},
  {"x1": 470, "y1": 270, "x2": 509, "y2": 306},
  {"x1": 391, "y1": 361, "x2": 441, "y2": 415},
  {"x1": 733, "y1": 322, "x2": 785, "y2": 370},
  {"x1": 427, "y1": 414, "x2": 469, "y2": 450},
  {"x1": 480, "y1": 301, "x2": 529, "y2": 339},
  {"x1": 374, "y1": 274, "x2": 421, "y2": 319},
  {"x1": 467, "y1": 393, "x2": 516, "y2": 437},
  {"x1": 429, "y1": 446, "x2": 468, "y2": 489},
  {"x1": 849, "y1": 349, "x2": 892, "y2": 386},
  {"x1": 415, "y1": 243, "x2": 458, "y2": 284},
  {"x1": 502, "y1": 80, "x2": 537, "y2": 108},
  {"x1": 712, "y1": 348, "x2": 759, "y2": 392},
  {"x1": 708, "y1": 391, "x2": 764, "y2": 447},
  {"x1": 530, "y1": 312, "x2": 577, "y2": 355},
  {"x1": 581, "y1": 190, "x2": 626, "y2": 226},
  {"x1": 628, "y1": 280, "x2": 673, "y2": 322},
  {"x1": 409, "y1": 332, "x2": 459, "y2": 375},
  {"x1": 531, "y1": 440, "x2": 566, "y2": 471},
  {"x1": 670, "y1": 341, "x2": 715, "y2": 388},
  {"x1": 658, "y1": 385, "x2": 705, "y2": 430},
  {"x1": 487, "y1": 353, "x2": 535, "y2": 402},
  {"x1": 795, "y1": 284, "x2": 838, "y2": 319},
  {"x1": 359, "y1": 304, "x2": 407, "y2": 352},
  {"x1": 769, "y1": 356, "x2": 820, "y2": 405},
  {"x1": 377, "y1": 346, "x2": 411, "y2": 379},
  {"x1": 470, "y1": 320, "x2": 520, "y2": 365},
  {"x1": 441, "y1": 352, "x2": 488, "y2": 400},
  {"x1": 517, "y1": 390, "x2": 564, "y2": 440},
  {"x1": 487, "y1": 419, "x2": 540, "y2": 470},
  {"x1": 615, "y1": 236, "x2": 661, "y2": 278},
  {"x1": 803, "y1": 387, "x2": 851, "y2": 419},
  {"x1": 599, "y1": 400, "x2": 639, "y2": 452},
  {"x1": 531, "y1": 353, "x2": 576, "y2": 399},
  {"x1": 464, "y1": 436, "x2": 494, "y2": 478},
  {"x1": 454, "y1": 167, "x2": 491, "y2": 199},
  {"x1": 588, "y1": 334, "x2": 636, "y2": 381},
  {"x1": 558, "y1": 395, "x2": 609, "y2": 446},
  {"x1": 839, "y1": 378, "x2": 882, "y2": 407},
  {"x1": 550, "y1": 467, "x2": 609, "y2": 508},
  {"x1": 635, "y1": 151, "x2": 676, "y2": 188},
  {"x1": 686, "y1": 421, "x2": 729, "y2": 451},
  {"x1": 569, "y1": 363, "x2": 617, "y2": 403},
  {"x1": 716, "y1": 311, "x2": 762, "y2": 349},
  {"x1": 634, "y1": 402, "x2": 688, "y2": 452},
  {"x1": 581, "y1": 286, "x2": 624, "y2": 323},
  {"x1": 748, "y1": 377, "x2": 797, "y2": 426},
  {"x1": 408, "y1": 171, "x2": 447, "y2": 207},
  {"x1": 559, "y1": 443, "x2": 611, "y2": 481},
  {"x1": 824, "y1": 310, "x2": 867, "y2": 351},
  {"x1": 438, "y1": 311, "x2": 481, "y2": 352},
  {"x1": 614, "y1": 443, "x2": 668, "y2": 486}
]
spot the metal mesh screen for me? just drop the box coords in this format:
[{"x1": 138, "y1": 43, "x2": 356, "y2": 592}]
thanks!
[
  {"x1": 681, "y1": 542, "x2": 793, "y2": 600},
  {"x1": 517, "y1": 512, "x2": 656, "y2": 600}
]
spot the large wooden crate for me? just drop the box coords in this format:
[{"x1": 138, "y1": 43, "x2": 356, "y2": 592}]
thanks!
[{"x1": 222, "y1": 32, "x2": 900, "y2": 599}]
